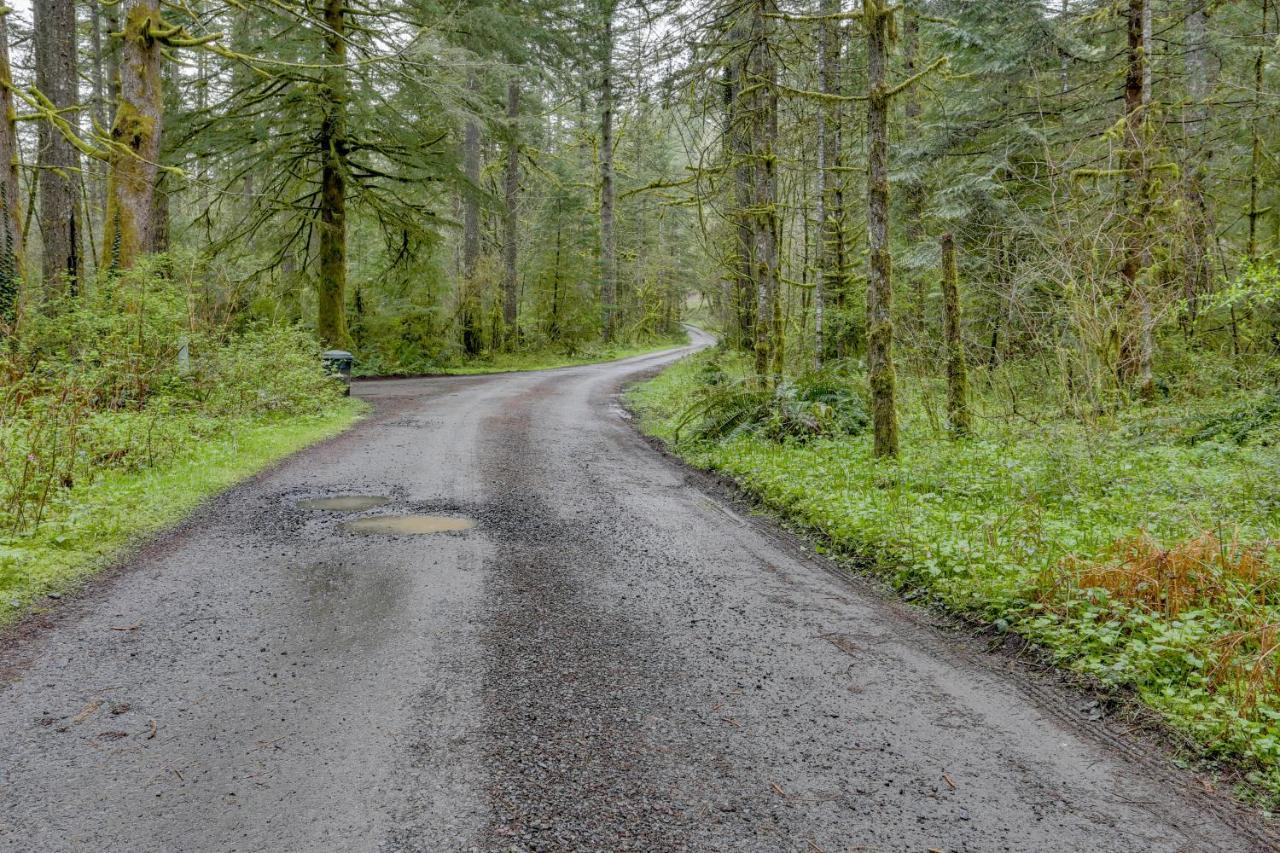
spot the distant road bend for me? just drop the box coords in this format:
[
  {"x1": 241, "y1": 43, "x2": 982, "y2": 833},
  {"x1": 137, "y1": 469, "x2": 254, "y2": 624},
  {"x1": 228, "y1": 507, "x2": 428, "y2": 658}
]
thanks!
[{"x1": 0, "y1": 328, "x2": 1273, "y2": 851}]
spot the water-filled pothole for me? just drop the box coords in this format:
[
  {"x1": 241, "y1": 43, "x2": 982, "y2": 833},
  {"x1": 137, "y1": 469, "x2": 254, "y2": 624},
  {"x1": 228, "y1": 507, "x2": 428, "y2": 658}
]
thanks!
[
  {"x1": 298, "y1": 496, "x2": 393, "y2": 512},
  {"x1": 343, "y1": 515, "x2": 476, "y2": 535}
]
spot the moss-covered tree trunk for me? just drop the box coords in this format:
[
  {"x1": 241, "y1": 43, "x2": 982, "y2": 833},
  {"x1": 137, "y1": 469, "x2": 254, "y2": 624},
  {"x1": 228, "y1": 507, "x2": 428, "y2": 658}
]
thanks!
[
  {"x1": 0, "y1": 9, "x2": 22, "y2": 330},
  {"x1": 104, "y1": 0, "x2": 164, "y2": 273},
  {"x1": 461, "y1": 79, "x2": 482, "y2": 357},
  {"x1": 726, "y1": 23, "x2": 756, "y2": 352},
  {"x1": 941, "y1": 234, "x2": 971, "y2": 438},
  {"x1": 748, "y1": 0, "x2": 780, "y2": 384},
  {"x1": 1118, "y1": 0, "x2": 1153, "y2": 399},
  {"x1": 902, "y1": 2, "x2": 926, "y2": 358},
  {"x1": 34, "y1": 0, "x2": 81, "y2": 293},
  {"x1": 1247, "y1": 0, "x2": 1268, "y2": 260},
  {"x1": 865, "y1": 0, "x2": 899, "y2": 457},
  {"x1": 502, "y1": 80, "x2": 520, "y2": 348},
  {"x1": 316, "y1": 0, "x2": 350, "y2": 349},
  {"x1": 814, "y1": 0, "x2": 841, "y2": 368}
]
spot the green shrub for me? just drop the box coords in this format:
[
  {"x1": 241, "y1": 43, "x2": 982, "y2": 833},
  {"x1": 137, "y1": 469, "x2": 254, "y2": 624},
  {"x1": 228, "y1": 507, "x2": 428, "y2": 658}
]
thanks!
[
  {"x1": 1181, "y1": 392, "x2": 1280, "y2": 447},
  {"x1": 675, "y1": 354, "x2": 870, "y2": 443},
  {"x1": 0, "y1": 255, "x2": 343, "y2": 535}
]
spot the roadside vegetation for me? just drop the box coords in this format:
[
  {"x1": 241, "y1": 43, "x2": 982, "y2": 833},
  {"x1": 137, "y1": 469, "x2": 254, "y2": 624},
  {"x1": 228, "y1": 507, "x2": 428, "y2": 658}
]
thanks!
[
  {"x1": 632, "y1": 329, "x2": 1280, "y2": 802},
  {"x1": 0, "y1": 257, "x2": 362, "y2": 620}
]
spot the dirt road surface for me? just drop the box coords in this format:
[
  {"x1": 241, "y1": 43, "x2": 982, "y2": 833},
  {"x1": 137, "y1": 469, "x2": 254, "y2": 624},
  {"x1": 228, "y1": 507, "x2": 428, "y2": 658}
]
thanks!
[{"x1": 0, "y1": 329, "x2": 1273, "y2": 851}]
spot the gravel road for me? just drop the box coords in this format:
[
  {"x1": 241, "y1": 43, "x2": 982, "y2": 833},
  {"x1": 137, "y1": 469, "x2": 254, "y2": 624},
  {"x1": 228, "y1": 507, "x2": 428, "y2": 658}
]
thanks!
[{"x1": 0, "y1": 329, "x2": 1274, "y2": 851}]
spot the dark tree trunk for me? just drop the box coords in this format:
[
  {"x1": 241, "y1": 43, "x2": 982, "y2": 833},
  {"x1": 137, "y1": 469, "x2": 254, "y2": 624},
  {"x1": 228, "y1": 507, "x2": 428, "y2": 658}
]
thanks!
[
  {"x1": 104, "y1": 0, "x2": 163, "y2": 273},
  {"x1": 461, "y1": 77, "x2": 482, "y2": 356},
  {"x1": 866, "y1": 0, "x2": 899, "y2": 457},
  {"x1": 34, "y1": 0, "x2": 81, "y2": 293},
  {"x1": 1119, "y1": 0, "x2": 1153, "y2": 398},
  {"x1": 316, "y1": 0, "x2": 349, "y2": 348},
  {"x1": 903, "y1": 1, "x2": 927, "y2": 357},
  {"x1": 745, "y1": 0, "x2": 780, "y2": 382},
  {"x1": 814, "y1": 0, "x2": 842, "y2": 367},
  {"x1": 1248, "y1": 0, "x2": 1269, "y2": 259},
  {"x1": 0, "y1": 9, "x2": 23, "y2": 331},
  {"x1": 502, "y1": 80, "x2": 520, "y2": 347}
]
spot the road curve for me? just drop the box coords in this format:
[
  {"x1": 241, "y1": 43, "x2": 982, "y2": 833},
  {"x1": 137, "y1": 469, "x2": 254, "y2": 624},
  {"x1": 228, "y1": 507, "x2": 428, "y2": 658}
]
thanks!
[{"x1": 0, "y1": 329, "x2": 1273, "y2": 852}]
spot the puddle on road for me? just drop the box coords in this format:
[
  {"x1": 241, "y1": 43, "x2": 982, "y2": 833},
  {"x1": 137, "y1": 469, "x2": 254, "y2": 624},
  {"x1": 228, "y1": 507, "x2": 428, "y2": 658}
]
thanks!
[
  {"x1": 343, "y1": 515, "x2": 476, "y2": 535},
  {"x1": 298, "y1": 496, "x2": 392, "y2": 512}
]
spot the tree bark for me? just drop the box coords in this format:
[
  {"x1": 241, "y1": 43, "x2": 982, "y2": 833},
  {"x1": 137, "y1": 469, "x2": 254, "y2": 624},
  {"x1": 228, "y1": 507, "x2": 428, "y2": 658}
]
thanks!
[
  {"x1": 815, "y1": 0, "x2": 841, "y2": 368},
  {"x1": 0, "y1": 9, "x2": 23, "y2": 330},
  {"x1": 748, "y1": 0, "x2": 780, "y2": 383},
  {"x1": 866, "y1": 0, "x2": 899, "y2": 457},
  {"x1": 460, "y1": 76, "x2": 482, "y2": 356},
  {"x1": 1119, "y1": 0, "x2": 1154, "y2": 399},
  {"x1": 599, "y1": 4, "x2": 618, "y2": 342},
  {"x1": 104, "y1": 0, "x2": 164, "y2": 273},
  {"x1": 941, "y1": 234, "x2": 971, "y2": 438},
  {"x1": 725, "y1": 22, "x2": 756, "y2": 351},
  {"x1": 89, "y1": 0, "x2": 108, "y2": 252},
  {"x1": 903, "y1": 0, "x2": 927, "y2": 357},
  {"x1": 33, "y1": 0, "x2": 81, "y2": 293},
  {"x1": 1248, "y1": 0, "x2": 1269, "y2": 259},
  {"x1": 502, "y1": 80, "x2": 520, "y2": 347},
  {"x1": 1182, "y1": 0, "x2": 1214, "y2": 323},
  {"x1": 315, "y1": 0, "x2": 349, "y2": 348}
]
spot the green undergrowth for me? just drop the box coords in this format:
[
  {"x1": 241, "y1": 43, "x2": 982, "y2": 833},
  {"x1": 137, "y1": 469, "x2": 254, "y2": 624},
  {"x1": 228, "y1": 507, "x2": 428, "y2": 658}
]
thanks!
[
  {"x1": 356, "y1": 333, "x2": 689, "y2": 377},
  {"x1": 0, "y1": 254, "x2": 366, "y2": 623},
  {"x1": 0, "y1": 401, "x2": 363, "y2": 621},
  {"x1": 630, "y1": 349, "x2": 1280, "y2": 806}
]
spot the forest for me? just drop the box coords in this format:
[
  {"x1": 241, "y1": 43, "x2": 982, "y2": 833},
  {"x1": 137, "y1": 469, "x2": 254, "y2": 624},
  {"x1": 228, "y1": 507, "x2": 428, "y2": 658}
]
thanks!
[{"x1": 4, "y1": 0, "x2": 1280, "y2": 810}]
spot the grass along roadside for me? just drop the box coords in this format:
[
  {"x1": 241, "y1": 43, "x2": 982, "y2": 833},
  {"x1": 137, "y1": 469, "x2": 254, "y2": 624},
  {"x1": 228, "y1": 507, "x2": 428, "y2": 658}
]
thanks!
[
  {"x1": 0, "y1": 400, "x2": 366, "y2": 624},
  {"x1": 629, "y1": 349, "x2": 1280, "y2": 806}
]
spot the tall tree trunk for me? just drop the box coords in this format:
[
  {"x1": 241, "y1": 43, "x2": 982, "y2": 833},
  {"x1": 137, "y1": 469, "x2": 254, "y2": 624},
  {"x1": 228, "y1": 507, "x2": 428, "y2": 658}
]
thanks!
[
  {"x1": 1248, "y1": 0, "x2": 1269, "y2": 259},
  {"x1": 1182, "y1": 0, "x2": 1214, "y2": 323},
  {"x1": 104, "y1": 0, "x2": 164, "y2": 273},
  {"x1": 903, "y1": 0, "x2": 927, "y2": 360},
  {"x1": 866, "y1": 0, "x2": 899, "y2": 457},
  {"x1": 34, "y1": 0, "x2": 81, "y2": 293},
  {"x1": 0, "y1": 9, "x2": 23, "y2": 330},
  {"x1": 1119, "y1": 0, "x2": 1154, "y2": 398},
  {"x1": 749, "y1": 0, "x2": 780, "y2": 382},
  {"x1": 460, "y1": 78, "x2": 482, "y2": 356},
  {"x1": 815, "y1": 0, "x2": 840, "y2": 368},
  {"x1": 89, "y1": 0, "x2": 108, "y2": 258},
  {"x1": 940, "y1": 234, "x2": 971, "y2": 437},
  {"x1": 502, "y1": 80, "x2": 520, "y2": 347},
  {"x1": 599, "y1": 5, "x2": 618, "y2": 342},
  {"x1": 316, "y1": 0, "x2": 349, "y2": 348},
  {"x1": 726, "y1": 24, "x2": 756, "y2": 351}
]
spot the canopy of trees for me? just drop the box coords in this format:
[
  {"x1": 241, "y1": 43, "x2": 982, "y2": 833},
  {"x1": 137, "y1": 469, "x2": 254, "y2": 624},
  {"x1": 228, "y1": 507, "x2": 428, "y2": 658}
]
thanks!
[{"x1": 2, "y1": 0, "x2": 1277, "y2": 430}]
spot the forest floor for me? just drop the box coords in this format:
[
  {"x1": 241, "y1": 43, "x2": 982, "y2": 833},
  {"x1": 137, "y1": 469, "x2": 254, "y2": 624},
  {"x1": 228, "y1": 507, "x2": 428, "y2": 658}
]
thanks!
[{"x1": 0, "y1": 331, "x2": 1274, "y2": 850}]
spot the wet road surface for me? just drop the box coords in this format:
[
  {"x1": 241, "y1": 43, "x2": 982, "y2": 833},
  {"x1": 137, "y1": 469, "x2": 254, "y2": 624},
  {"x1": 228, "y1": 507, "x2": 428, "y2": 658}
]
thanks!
[{"x1": 0, "y1": 330, "x2": 1275, "y2": 851}]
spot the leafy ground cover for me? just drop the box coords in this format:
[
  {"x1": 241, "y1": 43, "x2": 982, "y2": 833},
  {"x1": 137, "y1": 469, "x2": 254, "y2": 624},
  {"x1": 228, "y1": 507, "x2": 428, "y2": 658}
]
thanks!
[{"x1": 630, "y1": 348, "x2": 1280, "y2": 804}]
